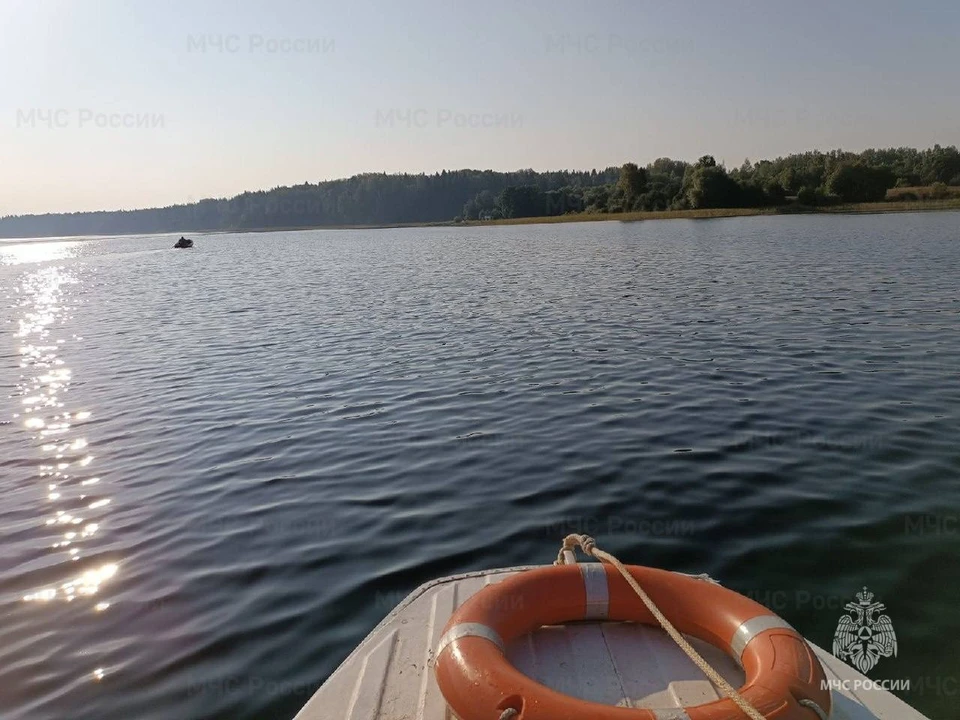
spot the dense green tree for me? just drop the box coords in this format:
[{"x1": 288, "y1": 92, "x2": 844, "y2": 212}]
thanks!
[
  {"x1": 681, "y1": 162, "x2": 740, "y2": 208},
  {"x1": 924, "y1": 145, "x2": 960, "y2": 184},
  {"x1": 826, "y1": 163, "x2": 896, "y2": 202},
  {"x1": 583, "y1": 186, "x2": 611, "y2": 213},
  {"x1": 462, "y1": 198, "x2": 479, "y2": 221},
  {"x1": 649, "y1": 157, "x2": 689, "y2": 180},
  {"x1": 475, "y1": 190, "x2": 496, "y2": 213},
  {"x1": 797, "y1": 186, "x2": 818, "y2": 206},
  {"x1": 497, "y1": 185, "x2": 545, "y2": 218},
  {"x1": 544, "y1": 187, "x2": 585, "y2": 215},
  {"x1": 737, "y1": 181, "x2": 768, "y2": 207}
]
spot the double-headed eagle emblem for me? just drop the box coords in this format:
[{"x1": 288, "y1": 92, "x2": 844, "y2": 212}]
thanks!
[{"x1": 833, "y1": 586, "x2": 898, "y2": 674}]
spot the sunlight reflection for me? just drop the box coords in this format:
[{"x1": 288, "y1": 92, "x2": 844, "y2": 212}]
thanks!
[
  {"x1": 0, "y1": 240, "x2": 79, "y2": 266},
  {"x1": 9, "y1": 259, "x2": 118, "y2": 609},
  {"x1": 22, "y1": 564, "x2": 118, "y2": 603}
]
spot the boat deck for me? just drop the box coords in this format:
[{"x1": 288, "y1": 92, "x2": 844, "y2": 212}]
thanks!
[{"x1": 295, "y1": 566, "x2": 929, "y2": 720}]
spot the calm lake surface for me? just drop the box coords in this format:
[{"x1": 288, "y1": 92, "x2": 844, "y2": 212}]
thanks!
[{"x1": 2, "y1": 213, "x2": 959, "y2": 720}]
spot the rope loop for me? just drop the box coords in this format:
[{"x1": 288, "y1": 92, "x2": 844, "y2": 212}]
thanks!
[
  {"x1": 554, "y1": 534, "x2": 597, "y2": 565},
  {"x1": 554, "y1": 536, "x2": 768, "y2": 720}
]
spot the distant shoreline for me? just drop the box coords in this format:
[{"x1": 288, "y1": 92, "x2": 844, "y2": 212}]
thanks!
[
  {"x1": 5, "y1": 146, "x2": 958, "y2": 239},
  {"x1": 218, "y1": 197, "x2": 960, "y2": 235},
  {"x1": 4, "y1": 198, "x2": 959, "y2": 241}
]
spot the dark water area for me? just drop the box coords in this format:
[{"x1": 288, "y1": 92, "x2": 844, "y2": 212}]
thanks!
[{"x1": 1, "y1": 213, "x2": 958, "y2": 719}]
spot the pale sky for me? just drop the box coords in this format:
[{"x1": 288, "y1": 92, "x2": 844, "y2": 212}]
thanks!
[{"x1": 1, "y1": 0, "x2": 957, "y2": 215}]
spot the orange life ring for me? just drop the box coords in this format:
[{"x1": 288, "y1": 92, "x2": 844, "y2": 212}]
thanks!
[{"x1": 434, "y1": 563, "x2": 831, "y2": 719}]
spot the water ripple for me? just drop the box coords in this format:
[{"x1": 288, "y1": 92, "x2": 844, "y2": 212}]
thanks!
[{"x1": 1, "y1": 215, "x2": 959, "y2": 719}]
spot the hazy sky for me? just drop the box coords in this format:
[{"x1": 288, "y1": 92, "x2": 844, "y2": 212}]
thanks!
[{"x1": 1, "y1": 0, "x2": 957, "y2": 215}]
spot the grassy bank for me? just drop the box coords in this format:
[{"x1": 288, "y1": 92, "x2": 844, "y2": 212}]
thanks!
[
  {"x1": 469, "y1": 207, "x2": 775, "y2": 226},
  {"x1": 458, "y1": 197, "x2": 960, "y2": 228},
  {"x1": 818, "y1": 198, "x2": 960, "y2": 214},
  {"x1": 887, "y1": 185, "x2": 960, "y2": 201}
]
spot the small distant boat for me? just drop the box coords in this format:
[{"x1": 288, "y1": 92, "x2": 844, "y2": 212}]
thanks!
[
  {"x1": 173, "y1": 236, "x2": 194, "y2": 249},
  {"x1": 295, "y1": 536, "x2": 930, "y2": 720}
]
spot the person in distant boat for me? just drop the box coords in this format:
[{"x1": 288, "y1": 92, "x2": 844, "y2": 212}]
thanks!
[{"x1": 174, "y1": 236, "x2": 194, "y2": 248}]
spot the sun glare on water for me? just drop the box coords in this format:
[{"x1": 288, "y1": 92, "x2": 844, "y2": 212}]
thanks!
[
  {"x1": 0, "y1": 240, "x2": 80, "y2": 266},
  {"x1": 8, "y1": 255, "x2": 119, "y2": 612}
]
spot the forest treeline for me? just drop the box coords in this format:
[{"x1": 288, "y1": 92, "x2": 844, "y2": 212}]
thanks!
[
  {"x1": 2, "y1": 145, "x2": 958, "y2": 237},
  {"x1": 464, "y1": 145, "x2": 960, "y2": 220}
]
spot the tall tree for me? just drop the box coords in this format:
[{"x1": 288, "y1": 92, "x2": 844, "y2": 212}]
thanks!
[{"x1": 616, "y1": 163, "x2": 648, "y2": 209}]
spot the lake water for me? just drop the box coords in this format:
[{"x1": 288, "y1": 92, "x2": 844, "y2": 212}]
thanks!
[{"x1": 2, "y1": 213, "x2": 958, "y2": 720}]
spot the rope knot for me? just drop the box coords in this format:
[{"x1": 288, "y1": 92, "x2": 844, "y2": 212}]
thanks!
[{"x1": 555, "y1": 534, "x2": 598, "y2": 564}]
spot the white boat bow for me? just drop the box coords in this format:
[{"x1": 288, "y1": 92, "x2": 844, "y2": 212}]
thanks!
[{"x1": 295, "y1": 566, "x2": 929, "y2": 720}]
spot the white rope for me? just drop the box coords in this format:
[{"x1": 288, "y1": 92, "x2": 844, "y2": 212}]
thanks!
[{"x1": 556, "y1": 534, "x2": 767, "y2": 720}]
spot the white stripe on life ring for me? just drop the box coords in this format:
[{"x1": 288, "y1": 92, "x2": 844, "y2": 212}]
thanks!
[
  {"x1": 436, "y1": 622, "x2": 505, "y2": 657},
  {"x1": 580, "y1": 562, "x2": 609, "y2": 620},
  {"x1": 730, "y1": 615, "x2": 794, "y2": 661}
]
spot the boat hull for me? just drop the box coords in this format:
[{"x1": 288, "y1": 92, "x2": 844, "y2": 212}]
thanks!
[{"x1": 295, "y1": 566, "x2": 928, "y2": 720}]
